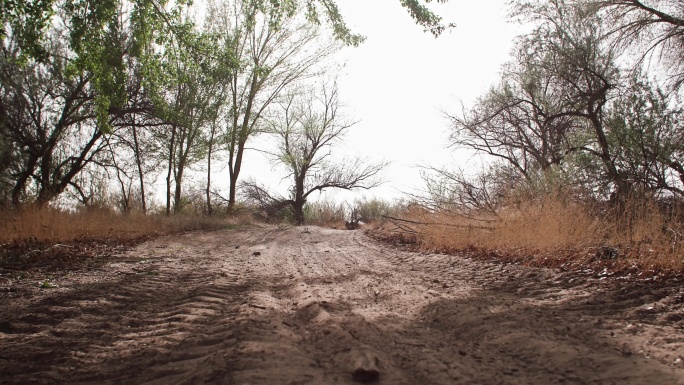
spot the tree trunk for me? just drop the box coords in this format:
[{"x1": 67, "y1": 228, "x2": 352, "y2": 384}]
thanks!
[
  {"x1": 166, "y1": 125, "x2": 177, "y2": 216},
  {"x1": 293, "y1": 172, "x2": 306, "y2": 225},
  {"x1": 131, "y1": 123, "x2": 147, "y2": 214},
  {"x1": 588, "y1": 105, "x2": 627, "y2": 202},
  {"x1": 228, "y1": 72, "x2": 259, "y2": 210},
  {"x1": 227, "y1": 82, "x2": 239, "y2": 211},
  {"x1": 35, "y1": 149, "x2": 54, "y2": 206},
  {"x1": 12, "y1": 156, "x2": 37, "y2": 207},
  {"x1": 174, "y1": 123, "x2": 198, "y2": 214},
  {"x1": 293, "y1": 200, "x2": 305, "y2": 225},
  {"x1": 114, "y1": 160, "x2": 130, "y2": 212},
  {"x1": 206, "y1": 129, "x2": 214, "y2": 216},
  {"x1": 228, "y1": 163, "x2": 238, "y2": 211},
  {"x1": 173, "y1": 170, "x2": 183, "y2": 214},
  {"x1": 228, "y1": 140, "x2": 246, "y2": 211},
  {"x1": 174, "y1": 160, "x2": 185, "y2": 213}
]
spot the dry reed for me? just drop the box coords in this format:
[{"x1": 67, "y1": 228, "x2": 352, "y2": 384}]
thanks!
[
  {"x1": 0, "y1": 207, "x2": 235, "y2": 244},
  {"x1": 376, "y1": 196, "x2": 684, "y2": 276}
]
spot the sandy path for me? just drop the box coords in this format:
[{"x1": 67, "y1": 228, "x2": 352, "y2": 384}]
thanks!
[{"x1": 1, "y1": 225, "x2": 684, "y2": 384}]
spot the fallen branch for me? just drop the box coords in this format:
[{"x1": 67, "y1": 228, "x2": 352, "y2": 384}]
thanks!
[
  {"x1": 381, "y1": 216, "x2": 419, "y2": 234},
  {"x1": 381, "y1": 215, "x2": 496, "y2": 232},
  {"x1": 210, "y1": 191, "x2": 231, "y2": 204}
]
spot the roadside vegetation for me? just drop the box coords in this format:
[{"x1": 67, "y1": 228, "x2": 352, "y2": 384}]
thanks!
[
  {"x1": 371, "y1": 0, "x2": 684, "y2": 278},
  {"x1": 372, "y1": 193, "x2": 684, "y2": 277},
  {"x1": 300, "y1": 197, "x2": 402, "y2": 228},
  {"x1": 0, "y1": 207, "x2": 240, "y2": 244},
  {"x1": 0, "y1": 206, "x2": 246, "y2": 271},
  {"x1": 3, "y1": 0, "x2": 684, "y2": 279}
]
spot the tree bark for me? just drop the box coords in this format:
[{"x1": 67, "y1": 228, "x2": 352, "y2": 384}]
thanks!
[
  {"x1": 166, "y1": 125, "x2": 177, "y2": 216},
  {"x1": 206, "y1": 125, "x2": 215, "y2": 216},
  {"x1": 174, "y1": 155, "x2": 185, "y2": 213},
  {"x1": 131, "y1": 123, "x2": 147, "y2": 214},
  {"x1": 293, "y1": 171, "x2": 307, "y2": 225}
]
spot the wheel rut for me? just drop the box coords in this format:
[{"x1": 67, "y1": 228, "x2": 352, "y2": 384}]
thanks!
[{"x1": 1, "y1": 225, "x2": 684, "y2": 384}]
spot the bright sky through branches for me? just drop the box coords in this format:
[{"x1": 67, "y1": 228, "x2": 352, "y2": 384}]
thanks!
[{"x1": 221, "y1": 0, "x2": 523, "y2": 203}]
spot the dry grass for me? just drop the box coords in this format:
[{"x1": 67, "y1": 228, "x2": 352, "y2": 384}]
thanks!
[
  {"x1": 0, "y1": 207, "x2": 239, "y2": 244},
  {"x1": 303, "y1": 198, "x2": 402, "y2": 228},
  {"x1": 304, "y1": 200, "x2": 347, "y2": 228},
  {"x1": 373, "y1": 196, "x2": 684, "y2": 277},
  {"x1": 0, "y1": 206, "x2": 252, "y2": 270}
]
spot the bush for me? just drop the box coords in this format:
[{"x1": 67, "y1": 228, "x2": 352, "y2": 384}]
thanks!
[
  {"x1": 304, "y1": 199, "x2": 346, "y2": 226},
  {"x1": 354, "y1": 198, "x2": 399, "y2": 223}
]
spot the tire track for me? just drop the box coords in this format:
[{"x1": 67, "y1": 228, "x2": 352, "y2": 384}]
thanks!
[{"x1": 2, "y1": 225, "x2": 684, "y2": 384}]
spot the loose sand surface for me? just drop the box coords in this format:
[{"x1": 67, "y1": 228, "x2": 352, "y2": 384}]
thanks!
[{"x1": 2, "y1": 225, "x2": 684, "y2": 384}]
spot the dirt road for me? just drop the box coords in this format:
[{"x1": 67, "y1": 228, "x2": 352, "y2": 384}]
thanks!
[{"x1": 2, "y1": 225, "x2": 684, "y2": 384}]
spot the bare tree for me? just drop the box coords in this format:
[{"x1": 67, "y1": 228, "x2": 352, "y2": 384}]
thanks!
[
  {"x1": 585, "y1": 0, "x2": 684, "y2": 90},
  {"x1": 419, "y1": 166, "x2": 518, "y2": 216},
  {"x1": 207, "y1": 0, "x2": 339, "y2": 211},
  {"x1": 447, "y1": 76, "x2": 581, "y2": 181},
  {"x1": 455, "y1": 0, "x2": 630, "y2": 201},
  {"x1": 0, "y1": 33, "x2": 111, "y2": 207},
  {"x1": 258, "y1": 82, "x2": 386, "y2": 225},
  {"x1": 444, "y1": 0, "x2": 684, "y2": 213}
]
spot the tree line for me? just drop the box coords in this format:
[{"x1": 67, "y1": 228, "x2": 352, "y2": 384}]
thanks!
[
  {"x1": 1, "y1": 0, "x2": 424, "y2": 219},
  {"x1": 432, "y1": 0, "x2": 684, "y2": 215},
  {"x1": 7, "y1": 0, "x2": 677, "y2": 223}
]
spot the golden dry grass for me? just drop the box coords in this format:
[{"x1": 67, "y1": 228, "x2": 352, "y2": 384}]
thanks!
[
  {"x1": 374, "y1": 196, "x2": 684, "y2": 276},
  {"x1": 0, "y1": 207, "x2": 238, "y2": 244}
]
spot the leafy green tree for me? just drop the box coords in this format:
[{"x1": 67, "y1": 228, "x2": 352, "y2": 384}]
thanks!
[
  {"x1": 0, "y1": 0, "x2": 55, "y2": 61},
  {"x1": 1, "y1": 0, "x2": 453, "y2": 133},
  {"x1": 0, "y1": 26, "x2": 107, "y2": 206},
  {"x1": 0, "y1": 0, "x2": 451, "y2": 208},
  {"x1": 0, "y1": 0, "x2": 189, "y2": 207},
  {"x1": 2, "y1": 0, "x2": 453, "y2": 54},
  {"x1": 607, "y1": 75, "x2": 684, "y2": 196},
  {"x1": 143, "y1": 17, "x2": 233, "y2": 214}
]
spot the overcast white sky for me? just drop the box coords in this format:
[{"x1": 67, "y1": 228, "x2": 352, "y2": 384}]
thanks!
[{"x1": 202, "y1": 0, "x2": 525, "y2": 205}]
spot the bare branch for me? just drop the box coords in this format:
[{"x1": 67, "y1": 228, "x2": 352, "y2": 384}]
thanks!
[{"x1": 260, "y1": 80, "x2": 387, "y2": 224}]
